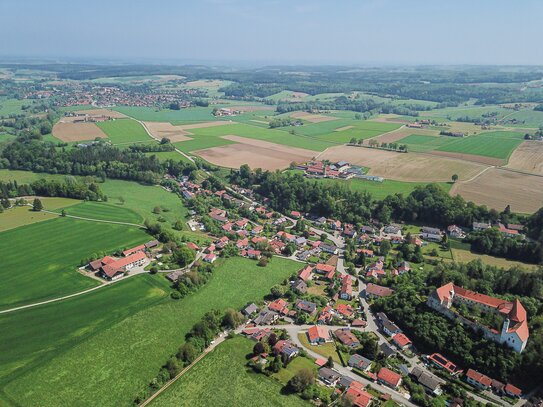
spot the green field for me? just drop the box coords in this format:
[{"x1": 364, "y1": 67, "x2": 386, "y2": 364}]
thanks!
[
  {"x1": 174, "y1": 122, "x2": 336, "y2": 152},
  {"x1": 397, "y1": 134, "x2": 459, "y2": 152},
  {"x1": 1, "y1": 257, "x2": 301, "y2": 406},
  {"x1": 0, "y1": 98, "x2": 28, "y2": 117},
  {"x1": 435, "y1": 131, "x2": 524, "y2": 159},
  {"x1": 0, "y1": 197, "x2": 79, "y2": 231},
  {"x1": 0, "y1": 217, "x2": 149, "y2": 310},
  {"x1": 51, "y1": 200, "x2": 144, "y2": 224},
  {"x1": 290, "y1": 118, "x2": 400, "y2": 140},
  {"x1": 96, "y1": 118, "x2": 151, "y2": 144},
  {"x1": 152, "y1": 336, "x2": 310, "y2": 407},
  {"x1": 144, "y1": 150, "x2": 193, "y2": 163},
  {"x1": 502, "y1": 109, "x2": 543, "y2": 128}
]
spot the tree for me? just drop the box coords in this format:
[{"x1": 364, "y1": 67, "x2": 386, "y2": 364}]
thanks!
[
  {"x1": 153, "y1": 206, "x2": 162, "y2": 214},
  {"x1": 222, "y1": 308, "x2": 243, "y2": 329},
  {"x1": 253, "y1": 342, "x2": 265, "y2": 355},
  {"x1": 270, "y1": 356, "x2": 282, "y2": 373},
  {"x1": 287, "y1": 368, "x2": 315, "y2": 393},
  {"x1": 172, "y1": 246, "x2": 196, "y2": 267},
  {"x1": 177, "y1": 342, "x2": 198, "y2": 364},
  {"x1": 452, "y1": 174, "x2": 459, "y2": 183},
  {"x1": 326, "y1": 356, "x2": 334, "y2": 368},
  {"x1": 32, "y1": 198, "x2": 43, "y2": 212},
  {"x1": 380, "y1": 239, "x2": 391, "y2": 257},
  {"x1": 60, "y1": 209, "x2": 67, "y2": 217}
]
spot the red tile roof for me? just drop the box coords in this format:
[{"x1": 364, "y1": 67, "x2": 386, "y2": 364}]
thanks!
[
  {"x1": 392, "y1": 333, "x2": 412, "y2": 348},
  {"x1": 366, "y1": 283, "x2": 394, "y2": 297},
  {"x1": 505, "y1": 383, "x2": 522, "y2": 396},
  {"x1": 378, "y1": 367, "x2": 402, "y2": 387},
  {"x1": 346, "y1": 382, "x2": 373, "y2": 407},
  {"x1": 122, "y1": 244, "x2": 145, "y2": 257},
  {"x1": 307, "y1": 325, "x2": 329, "y2": 342},
  {"x1": 298, "y1": 265, "x2": 312, "y2": 281},
  {"x1": 466, "y1": 369, "x2": 492, "y2": 387}
]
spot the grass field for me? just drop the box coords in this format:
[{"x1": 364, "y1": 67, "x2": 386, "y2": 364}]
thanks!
[
  {"x1": 0, "y1": 197, "x2": 79, "y2": 231},
  {"x1": 0, "y1": 275, "x2": 170, "y2": 385},
  {"x1": 144, "y1": 150, "x2": 193, "y2": 163},
  {"x1": 174, "y1": 122, "x2": 336, "y2": 152},
  {"x1": 396, "y1": 134, "x2": 458, "y2": 153},
  {"x1": 152, "y1": 336, "x2": 310, "y2": 407},
  {"x1": 0, "y1": 217, "x2": 149, "y2": 310},
  {"x1": 96, "y1": 118, "x2": 151, "y2": 145},
  {"x1": 435, "y1": 131, "x2": 524, "y2": 159},
  {"x1": 297, "y1": 333, "x2": 342, "y2": 364},
  {"x1": 0, "y1": 98, "x2": 27, "y2": 117},
  {"x1": 51, "y1": 200, "x2": 144, "y2": 224},
  {"x1": 2, "y1": 257, "x2": 301, "y2": 407},
  {"x1": 502, "y1": 109, "x2": 543, "y2": 128},
  {"x1": 452, "y1": 248, "x2": 540, "y2": 271}
]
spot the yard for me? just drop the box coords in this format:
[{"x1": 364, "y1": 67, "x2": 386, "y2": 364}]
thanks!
[
  {"x1": 297, "y1": 333, "x2": 342, "y2": 364},
  {"x1": 151, "y1": 336, "x2": 310, "y2": 407},
  {"x1": 1, "y1": 257, "x2": 302, "y2": 407},
  {"x1": 0, "y1": 216, "x2": 150, "y2": 310}
]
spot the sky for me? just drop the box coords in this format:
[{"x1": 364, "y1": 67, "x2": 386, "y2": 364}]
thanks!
[{"x1": 1, "y1": 0, "x2": 543, "y2": 66}]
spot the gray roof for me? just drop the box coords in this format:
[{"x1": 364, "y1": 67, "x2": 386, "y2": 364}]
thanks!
[
  {"x1": 380, "y1": 342, "x2": 396, "y2": 358},
  {"x1": 411, "y1": 367, "x2": 443, "y2": 391},
  {"x1": 348, "y1": 354, "x2": 372, "y2": 369},
  {"x1": 254, "y1": 310, "x2": 278, "y2": 325},
  {"x1": 242, "y1": 303, "x2": 259, "y2": 315},
  {"x1": 318, "y1": 367, "x2": 340, "y2": 381}
]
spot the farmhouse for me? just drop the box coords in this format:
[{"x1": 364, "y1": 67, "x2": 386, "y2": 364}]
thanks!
[
  {"x1": 122, "y1": 244, "x2": 146, "y2": 257},
  {"x1": 98, "y1": 251, "x2": 147, "y2": 280},
  {"x1": 427, "y1": 282, "x2": 529, "y2": 352}
]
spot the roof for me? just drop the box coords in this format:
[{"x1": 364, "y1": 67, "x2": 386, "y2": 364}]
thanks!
[
  {"x1": 346, "y1": 383, "x2": 373, "y2": 407},
  {"x1": 318, "y1": 367, "x2": 340, "y2": 381},
  {"x1": 122, "y1": 244, "x2": 145, "y2": 257},
  {"x1": 392, "y1": 333, "x2": 411, "y2": 348},
  {"x1": 466, "y1": 369, "x2": 492, "y2": 387},
  {"x1": 315, "y1": 263, "x2": 335, "y2": 273},
  {"x1": 307, "y1": 325, "x2": 329, "y2": 342},
  {"x1": 505, "y1": 383, "x2": 522, "y2": 396},
  {"x1": 378, "y1": 367, "x2": 402, "y2": 387},
  {"x1": 348, "y1": 354, "x2": 371, "y2": 369},
  {"x1": 411, "y1": 367, "x2": 442, "y2": 391},
  {"x1": 335, "y1": 329, "x2": 359, "y2": 346},
  {"x1": 298, "y1": 265, "x2": 312, "y2": 281},
  {"x1": 366, "y1": 283, "x2": 394, "y2": 297},
  {"x1": 268, "y1": 298, "x2": 288, "y2": 313},
  {"x1": 101, "y1": 251, "x2": 146, "y2": 278}
]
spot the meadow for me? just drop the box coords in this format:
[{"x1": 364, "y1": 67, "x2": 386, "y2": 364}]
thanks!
[
  {"x1": 0, "y1": 217, "x2": 149, "y2": 310},
  {"x1": 0, "y1": 98, "x2": 28, "y2": 117},
  {"x1": 1, "y1": 257, "x2": 301, "y2": 407},
  {"x1": 503, "y1": 109, "x2": 543, "y2": 128},
  {"x1": 396, "y1": 134, "x2": 458, "y2": 153},
  {"x1": 51, "y1": 200, "x2": 144, "y2": 224},
  {"x1": 152, "y1": 336, "x2": 310, "y2": 407},
  {"x1": 96, "y1": 118, "x2": 151, "y2": 145},
  {"x1": 435, "y1": 131, "x2": 524, "y2": 159},
  {"x1": 0, "y1": 197, "x2": 79, "y2": 231}
]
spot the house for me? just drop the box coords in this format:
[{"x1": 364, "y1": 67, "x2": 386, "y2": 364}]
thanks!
[
  {"x1": 421, "y1": 226, "x2": 443, "y2": 242},
  {"x1": 383, "y1": 225, "x2": 401, "y2": 235},
  {"x1": 344, "y1": 227, "x2": 357, "y2": 239},
  {"x1": 317, "y1": 306, "x2": 334, "y2": 324},
  {"x1": 392, "y1": 333, "x2": 412, "y2": 349},
  {"x1": 377, "y1": 312, "x2": 401, "y2": 336},
  {"x1": 295, "y1": 236, "x2": 307, "y2": 246},
  {"x1": 465, "y1": 369, "x2": 492, "y2": 390},
  {"x1": 498, "y1": 223, "x2": 520, "y2": 237},
  {"x1": 473, "y1": 221, "x2": 491, "y2": 231},
  {"x1": 166, "y1": 269, "x2": 184, "y2": 283},
  {"x1": 379, "y1": 343, "x2": 396, "y2": 358},
  {"x1": 427, "y1": 282, "x2": 529, "y2": 353},
  {"x1": 348, "y1": 354, "x2": 372, "y2": 371},
  {"x1": 251, "y1": 225, "x2": 263, "y2": 235},
  {"x1": 88, "y1": 255, "x2": 116, "y2": 271},
  {"x1": 335, "y1": 328, "x2": 360, "y2": 348},
  {"x1": 318, "y1": 367, "x2": 341, "y2": 386},
  {"x1": 345, "y1": 381, "x2": 373, "y2": 407},
  {"x1": 122, "y1": 244, "x2": 146, "y2": 257},
  {"x1": 273, "y1": 340, "x2": 299, "y2": 359},
  {"x1": 254, "y1": 310, "x2": 278, "y2": 325},
  {"x1": 236, "y1": 238, "x2": 249, "y2": 249},
  {"x1": 186, "y1": 242, "x2": 199, "y2": 251},
  {"x1": 505, "y1": 383, "x2": 522, "y2": 398},
  {"x1": 365, "y1": 283, "x2": 394, "y2": 299},
  {"x1": 247, "y1": 249, "x2": 261, "y2": 260},
  {"x1": 377, "y1": 367, "x2": 402, "y2": 389},
  {"x1": 340, "y1": 277, "x2": 354, "y2": 300},
  {"x1": 295, "y1": 299, "x2": 317, "y2": 315},
  {"x1": 298, "y1": 265, "x2": 312, "y2": 281},
  {"x1": 268, "y1": 298, "x2": 289, "y2": 314},
  {"x1": 307, "y1": 325, "x2": 331, "y2": 344},
  {"x1": 360, "y1": 225, "x2": 375, "y2": 235},
  {"x1": 397, "y1": 261, "x2": 410, "y2": 274},
  {"x1": 99, "y1": 251, "x2": 147, "y2": 281},
  {"x1": 351, "y1": 319, "x2": 367, "y2": 328},
  {"x1": 145, "y1": 240, "x2": 159, "y2": 249},
  {"x1": 428, "y1": 353, "x2": 458, "y2": 375},
  {"x1": 290, "y1": 210, "x2": 301, "y2": 218},
  {"x1": 447, "y1": 225, "x2": 465, "y2": 238},
  {"x1": 335, "y1": 303, "x2": 355, "y2": 318},
  {"x1": 241, "y1": 303, "x2": 259, "y2": 316},
  {"x1": 291, "y1": 279, "x2": 308, "y2": 294},
  {"x1": 315, "y1": 263, "x2": 335, "y2": 276},
  {"x1": 321, "y1": 243, "x2": 338, "y2": 255},
  {"x1": 411, "y1": 367, "x2": 443, "y2": 396},
  {"x1": 203, "y1": 253, "x2": 217, "y2": 263}
]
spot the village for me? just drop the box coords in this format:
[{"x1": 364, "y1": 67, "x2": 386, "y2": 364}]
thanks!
[{"x1": 72, "y1": 169, "x2": 533, "y2": 407}]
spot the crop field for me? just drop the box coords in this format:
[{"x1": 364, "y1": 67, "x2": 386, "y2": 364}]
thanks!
[
  {"x1": 423, "y1": 105, "x2": 512, "y2": 121},
  {"x1": 51, "y1": 201, "x2": 144, "y2": 224},
  {"x1": 451, "y1": 168, "x2": 543, "y2": 213},
  {"x1": 0, "y1": 217, "x2": 149, "y2": 310},
  {"x1": 434, "y1": 131, "x2": 524, "y2": 160},
  {"x1": 313, "y1": 177, "x2": 452, "y2": 200},
  {"x1": 52, "y1": 121, "x2": 107, "y2": 142},
  {"x1": 371, "y1": 127, "x2": 440, "y2": 145},
  {"x1": 397, "y1": 134, "x2": 460, "y2": 152},
  {"x1": 152, "y1": 336, "x2": 310, "y2": 407},
  {"x1": 96, "y1": 119, "x2": 151, "y2": 145},
  {"x1": 292, "y1": 118, "x2": 400, "y2": 140},
  {"x1": 506, "y1": 141, "x2": 543, "y2": 175},
  {"x1": 1, "y1": 257, "x2": 301, "y2": 407},
  {"x1": 0, "y1": 275, "x2": 170, "y2": 386},
  {"x1": 319, "y1": 145, "x2": 488, "y2": 182},
  {"x1": 0, "y1": 197, "x2": 79, "y2": 231},
  {"x1": 174, "y1": 122, "x2": 336, "y2": 152}
]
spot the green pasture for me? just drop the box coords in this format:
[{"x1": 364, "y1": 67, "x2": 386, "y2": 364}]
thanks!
[
  {"x1": 96, "y1": 118, "x2": 150, "y2": 144},
  {"x1": 435, "y1": 131, "x2": 524, "y2": 159}
]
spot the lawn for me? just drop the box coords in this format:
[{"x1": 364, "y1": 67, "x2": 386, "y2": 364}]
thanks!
[
  {"x1": 0, "y1": 275, "x2": 170, "y2": 385},
  {"x1": 451, "y1": 248, "x2": 540, "y2": 271},
  {"x1": 297, "y1": 333, "x2": 342, "y2": 364},
  {"x1": 112, "y1": 106, "x2": 219, "y2": 122},
  {"x1": 51, "y1": 200, "x2": 144, "y2": 224},
  {"x1": 0, "y1": 217, "x2": 150, "y2": 310},
  {"x1": 2, "y1": 257, "x2": 302, "y2": 407},
  {"x1": 152, "y1": 336, "x2": 310, "y2": 407},
  {"x1": 174, "y1": 122, "x2": 336, "y2": 152},
  {"x1": 96, "y1": 118, "x2": 151, "y2": 145},
  {"x1": 272, "y1": 355, "x2": 317, "y2": 385},
  {"x1": 435, "y1": 131, "x2": 524, "y2": 159},
  {"x1": 0, "y1": 197, "x2": 79, "y2": 232}
]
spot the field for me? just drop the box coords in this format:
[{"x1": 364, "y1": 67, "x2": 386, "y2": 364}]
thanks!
[
  {"x1": 370, "y1": 127, "x2": 440, "y2": 144},
  {"x1": 310, "y1": 177, "x2": 452, "y2": 200},
  {"x1": 434, "y1": 131, "x2": 524, "y2": 161},
  {"x1": 319, "y1": 145, "x2": 488, "y2": 182},
  {"x1": 396, "y1": 134, "x2": 459, "y2": 153},
  {"x1": 96, "y1": 119, "x2": 151, "y2": 144},
  {"x1": 151, "y1": 336, "x2": 310, "y2": 407},
  {"x1": 451, "y1": 168, "x2": 543, "y2": 213},
  {"x1": 506, "y1": 141, "x2": 543, "y2": 175},
  {"x1": 52, "y1": 121, "x2": 107, "y2": 142},
  {"x1": 499, "y1": 109, "x2": 543, "y2": 128},
  {"x1": 1, "y1": 257, "x2": 301, "y2": 407},
  {"x1": 51, "y1": 200, "x2": 144, "y2": 224},
  {"x1": 195, "y1": 135, "x2": 316, "y2": 170},
  {"x1": 290, "y1": 111, "x2": 338, "y2": 123},
  {"x1": 452, "y1": 249, "x2": 540, "y2": 271},
  {"x1": 0, "y1": 216, "x2": 150, "y2": 310},
  {"x1": 0, "y1": 98, "x2": 27, "y2": 117},
  {"x1": 143, "y1": 120, "x2": 237, "y2": 143},
  {"x1": 0, "y1": 197, "x2": 79, "y2": 231}
]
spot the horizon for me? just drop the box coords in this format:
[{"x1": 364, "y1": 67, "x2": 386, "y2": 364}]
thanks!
[{"x1": 2, "y1": 0, "x2": 543, "y2": 66}]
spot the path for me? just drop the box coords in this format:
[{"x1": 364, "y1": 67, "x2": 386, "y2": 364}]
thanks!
[
  {"x1": 136, "y1": 119, "x2": 196, "y2": 163},
  {"x1": 40, "y1": 209, "x2": 145, "y2": 228}
]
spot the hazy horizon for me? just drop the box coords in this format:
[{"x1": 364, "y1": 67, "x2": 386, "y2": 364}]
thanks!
[{"x1": 2, "y1": 0, "x2": 543, "y2": 66}]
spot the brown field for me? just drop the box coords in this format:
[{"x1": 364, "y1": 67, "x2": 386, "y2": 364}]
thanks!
[
  {"x1": 335, "y1": 125, "x2": 354, "y2": 132},
  {"x1": 194, "y1": 135, "x2": 316, "y2": 171},
  {"x1": 427, "y1": 150, "x2": 505, "y2": 166},
  {"x1": 368, "y1": 114, "x2": 411, "y2": 124},
  {"x1": 319, "y1": 145, "x2": 487, "y2": 182},
  {"x1": 52, "y1": 122, "x2": 107, "y2": 142},
  {"x1": 451, "y1": 168, "x2": 543, "y2": 213},
  {"x1": 290, "y1": 111, "x2": 339, "y2": 123},
  {"x1": 452, "y1": 249, "x2": 539, "y2": 271},
  {"x1": 506, "y1": 141, "x2": 543, "y2": 175},
  {"x1": 143, "y1": 121, "x2": 192, "y2": 142},
  {"x1": 185, "y1": 79, "x2": 224, "y2": 88},
  {"x1": 369, "y1": 126, "x2": 439, "y2": 144}
]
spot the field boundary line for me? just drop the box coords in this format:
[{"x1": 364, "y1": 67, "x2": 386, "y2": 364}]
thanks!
[{"x1": 41, "y1": 209, "x2": 145, "y2": 228}]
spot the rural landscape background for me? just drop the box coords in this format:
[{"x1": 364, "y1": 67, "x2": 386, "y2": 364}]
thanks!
[{"x1": 1, "y1": 1, "x2": 543, "y2": 407}]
